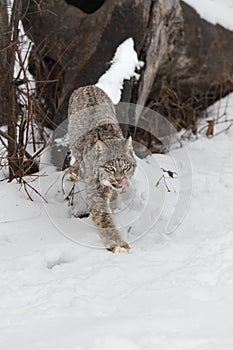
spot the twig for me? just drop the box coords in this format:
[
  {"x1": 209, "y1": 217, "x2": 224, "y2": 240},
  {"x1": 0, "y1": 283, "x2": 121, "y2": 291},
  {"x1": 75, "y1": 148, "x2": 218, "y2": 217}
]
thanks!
[
  {"x1": 44, "y1": 174, "x2": 60, "y2": 196},
  {"x1": 21, "y1": 178, "x2": 48, "y2": 203},
  {"x1": 23, "y1": 180, "x2": 33, "y2": 201},
  {"x1": 198, "y1": 118, "x2": 233, "y2": 134},
  {"x1": 212, "y1": 121, "x2": 233, "y2": 137},
  {"x1": 155, "y1": 174, "x2": 171, "y2": 192},
  {"x1": 65, "y1": 182, "x2": 75, "y2": 206},
  {"x1": 0, "y1": 126, "x2": 33, "y2": 160},
  {"x1": 161, "y1": 168, "x2": 178, "y2": 178}
]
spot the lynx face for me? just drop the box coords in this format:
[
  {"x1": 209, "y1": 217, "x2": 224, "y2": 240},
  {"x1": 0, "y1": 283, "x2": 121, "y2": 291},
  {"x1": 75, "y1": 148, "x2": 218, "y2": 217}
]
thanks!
[{"x1": 96, "y1": 137, "x2": 136, "y2": 191}]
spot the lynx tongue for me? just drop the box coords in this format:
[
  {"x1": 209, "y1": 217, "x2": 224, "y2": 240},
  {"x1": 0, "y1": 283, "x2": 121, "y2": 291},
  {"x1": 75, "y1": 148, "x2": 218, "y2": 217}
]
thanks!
[{"x1": 117, "y1": 177, "x2": 127, "y2": 187}]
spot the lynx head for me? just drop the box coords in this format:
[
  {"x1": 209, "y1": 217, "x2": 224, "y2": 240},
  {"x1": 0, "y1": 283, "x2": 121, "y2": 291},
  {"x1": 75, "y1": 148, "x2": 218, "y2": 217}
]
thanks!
[{"x1": 95, "y1": 136, "x2": 136, "y2": 191}]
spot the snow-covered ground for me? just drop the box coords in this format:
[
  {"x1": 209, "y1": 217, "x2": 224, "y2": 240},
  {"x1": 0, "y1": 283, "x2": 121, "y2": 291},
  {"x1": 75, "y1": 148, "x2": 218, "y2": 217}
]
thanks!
[
  {"x1": 1, "y1": 92, "x2": 233, "y2": 349},
  {"x1": 1, "y1": 1, "x2": 233, "y2": 349},
  {"x1": 0, "y1": 96, "x2": 233, "y2": 350}
]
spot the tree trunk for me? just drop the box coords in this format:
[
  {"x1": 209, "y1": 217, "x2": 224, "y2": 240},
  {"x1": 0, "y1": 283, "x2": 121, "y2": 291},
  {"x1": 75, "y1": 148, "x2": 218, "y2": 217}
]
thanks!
[
  {"x1": 0, "y1": 0, "x2": 9, "y2": 125},
  {"x1": 0, "y1": 0, "x2": 22, "y2": 179},
  {"x1": 149, "y1": 1, "x2": 233, "y2": 130},
  {"x1": 21, "y1": 0, "x2": 182, "y2": 128},
  {"x1": 21, "y1": 0, "x2": 233, "y2": 135}
]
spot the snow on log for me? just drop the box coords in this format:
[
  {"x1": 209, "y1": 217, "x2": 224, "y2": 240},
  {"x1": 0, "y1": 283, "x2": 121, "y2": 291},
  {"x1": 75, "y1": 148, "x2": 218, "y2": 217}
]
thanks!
[{"x1": 96, "y1": 38, "x2": 144, "y2": 104}]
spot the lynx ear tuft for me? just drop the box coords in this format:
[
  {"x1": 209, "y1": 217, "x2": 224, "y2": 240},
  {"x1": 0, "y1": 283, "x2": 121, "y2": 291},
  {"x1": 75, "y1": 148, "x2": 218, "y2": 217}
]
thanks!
[
  {"x1": 125, "y1": 136, "x2": 133, "y2": 151},
  {"x1": 95, "y1": 140, "x2": 107, "y2": 154}
]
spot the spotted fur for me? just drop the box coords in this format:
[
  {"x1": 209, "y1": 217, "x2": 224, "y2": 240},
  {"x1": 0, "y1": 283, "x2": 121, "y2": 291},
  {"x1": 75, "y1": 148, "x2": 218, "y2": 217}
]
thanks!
[{"x1": 68, "y1": 85, "x2": 136, "y2": 252}]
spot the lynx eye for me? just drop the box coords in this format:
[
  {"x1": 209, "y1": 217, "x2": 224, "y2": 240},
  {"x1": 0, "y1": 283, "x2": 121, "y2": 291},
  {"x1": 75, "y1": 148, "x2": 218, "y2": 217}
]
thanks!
[
  {"x1": 105, "y1": 165, "x2": 115, "y2": 173},
  {"x1": 123, "y1": 164, "x2": 131, "y2": 172}
]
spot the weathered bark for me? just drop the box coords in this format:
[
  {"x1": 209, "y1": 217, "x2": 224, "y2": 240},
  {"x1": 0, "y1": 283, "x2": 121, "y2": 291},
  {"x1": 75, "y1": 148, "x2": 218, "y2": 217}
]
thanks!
[
  {"x1": 21, "y1": 0, "x2": 182, "y2": 128},
  {"x1": 149, "y1": 1, "x2": 233, "y2": 130},
  {"x1": 21, "y1": 0, "x2": 233, "y2": 135},
  {"x1": 0, "y1": 0, "x2": 9, "y2": 125},
  {"x1": 0, "y1": 0, "x2": 21, "y2": 179},
  {"x1": 137, "y1": 0, "x2": 182, "y2": 111}
]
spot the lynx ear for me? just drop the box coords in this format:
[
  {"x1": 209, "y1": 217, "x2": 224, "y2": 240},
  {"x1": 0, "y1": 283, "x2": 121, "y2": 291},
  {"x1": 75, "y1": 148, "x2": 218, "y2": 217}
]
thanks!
[
  {"x1": 125, "y1": 136, "x2": 133, "y2": 151},
  {"x1": 95, "y1": 140, "x2": 107, "y2": 154}
]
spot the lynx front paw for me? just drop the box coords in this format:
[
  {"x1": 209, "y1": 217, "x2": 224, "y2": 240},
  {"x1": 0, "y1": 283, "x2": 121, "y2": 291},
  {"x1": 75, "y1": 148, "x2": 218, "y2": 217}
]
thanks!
[
  {"x1": 106, "y1": 242, "x2": 130, "y2": 253},
  {"x1": 112, "y1": 246, "x2": 129, "y2": 253}
]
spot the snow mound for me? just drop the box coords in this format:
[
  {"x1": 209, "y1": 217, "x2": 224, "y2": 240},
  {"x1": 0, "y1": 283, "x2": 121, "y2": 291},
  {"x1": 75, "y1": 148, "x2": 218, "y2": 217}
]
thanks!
[
  {"x1": 183, "y1": 0, "x2": 233, "y2": 30},
  {"x1": 96, "y1": 38, "x2": 144, "y2": 104}
]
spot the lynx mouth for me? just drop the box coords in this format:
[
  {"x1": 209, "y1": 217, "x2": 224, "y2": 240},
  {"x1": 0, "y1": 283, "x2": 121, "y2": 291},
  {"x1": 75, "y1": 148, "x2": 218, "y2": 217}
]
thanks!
[
  {"x1": 101, "y1": 178, "x2": 127, "y2": 190},
  {"x1": 112, "y1": 180, "x2": 127, "y2": 191},
  {"x1": 112, "y1": 183, "x2": 124, "y2": 190}
]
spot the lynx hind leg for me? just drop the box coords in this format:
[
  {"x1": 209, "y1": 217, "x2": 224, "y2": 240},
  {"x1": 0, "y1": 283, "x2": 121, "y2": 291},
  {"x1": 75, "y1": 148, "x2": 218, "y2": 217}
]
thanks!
[{"x1": 65, "y1": 160, "x2": 79, "y2": 181}]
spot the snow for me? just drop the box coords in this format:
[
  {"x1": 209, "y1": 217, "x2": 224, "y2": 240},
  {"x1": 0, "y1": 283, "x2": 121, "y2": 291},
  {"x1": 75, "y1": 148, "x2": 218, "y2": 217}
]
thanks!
[
  {"x1": 1, "y1": 94, "x2": 233, "y2": 349},
  {"x1": 182, "y1": 0, "x2": 233, "y2": 30},
  {"x1": 96, "y1": 38, "x2": 144, "y2": 104},
  {"x1": 1, "y1": 3, "x2": 233, "y2": 349}
]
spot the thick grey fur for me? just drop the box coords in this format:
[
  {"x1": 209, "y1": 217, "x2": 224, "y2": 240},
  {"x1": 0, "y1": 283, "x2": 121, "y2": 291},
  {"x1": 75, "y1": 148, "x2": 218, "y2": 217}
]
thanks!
[{"x1": 68, "y1": 85, "x2": 136, "y2": 252}]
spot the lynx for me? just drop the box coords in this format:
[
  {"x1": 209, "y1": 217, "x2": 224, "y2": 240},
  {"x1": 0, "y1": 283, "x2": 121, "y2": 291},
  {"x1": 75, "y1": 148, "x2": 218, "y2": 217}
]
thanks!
[{"x1": 68, "y1": 85, "x2": 136, "y2": 253}]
